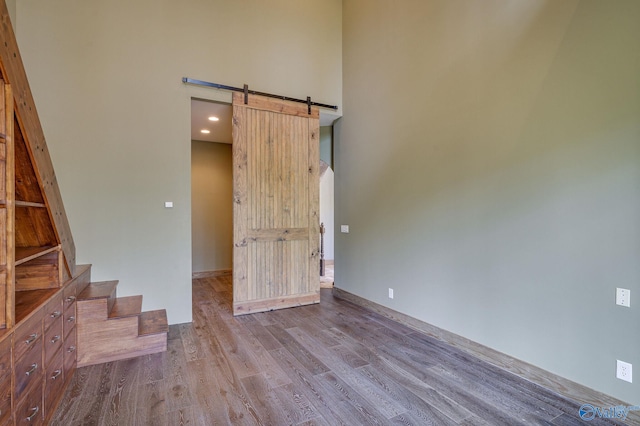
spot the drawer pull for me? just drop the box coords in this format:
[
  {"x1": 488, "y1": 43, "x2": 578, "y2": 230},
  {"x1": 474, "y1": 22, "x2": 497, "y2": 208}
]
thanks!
[
  {"x1": 65, "y1": 296, "x2": 76, "y2": 303},
  {"x1": 67, "y1": 316, "x2": 75, "y2": 323},
  {"x1": 25, "y1": 363, "x2": 38, "y2": 376},
  {"x1": 67, "y1": 345, "x2": 76, "y2": 353},
  {"x1": 51, "y1": 369, "x2": 62, "y2": 380},
  {"x1": 50, "y1": 335, "x2": 61, "y2": 344},
  {"x1": 25, "y1": 406, "x2": 39, "y2": 422},
  {"x1": 50, "y1": 311, "x2": 62, "y2": 319},
  {"x1": 25, "y1": 333, "x2": 38, "y2": 345}
]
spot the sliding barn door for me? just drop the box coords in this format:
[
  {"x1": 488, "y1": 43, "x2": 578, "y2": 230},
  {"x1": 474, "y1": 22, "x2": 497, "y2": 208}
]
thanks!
[{"x1": 232, "y1": 92, "x2": 320, "y2": 315}]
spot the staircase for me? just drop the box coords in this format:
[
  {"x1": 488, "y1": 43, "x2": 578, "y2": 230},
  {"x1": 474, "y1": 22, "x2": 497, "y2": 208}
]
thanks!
[{"x1": 76, "y1": 279, "x2": 168, "y2": 367}]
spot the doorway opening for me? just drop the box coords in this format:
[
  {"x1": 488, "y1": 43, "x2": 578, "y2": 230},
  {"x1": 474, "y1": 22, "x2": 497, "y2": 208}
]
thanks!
[
  {"x1": 319, "y1": 126, "x2": 335, "y2": 288},
  {"x1": 190, "y1": 95, "x2": 337, "y2": 312},
  {"x1": 190, "y1": 99, "x2": 234, "y2": 279}
]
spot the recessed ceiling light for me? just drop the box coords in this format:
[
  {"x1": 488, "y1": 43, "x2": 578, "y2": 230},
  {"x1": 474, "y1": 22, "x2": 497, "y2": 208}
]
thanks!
[
  {"x1": 201, "y1": 129, "x2": 210, "y2": 134},
  {"x1": 208, "y1": 116, "x2": 220, "y2": 122}
]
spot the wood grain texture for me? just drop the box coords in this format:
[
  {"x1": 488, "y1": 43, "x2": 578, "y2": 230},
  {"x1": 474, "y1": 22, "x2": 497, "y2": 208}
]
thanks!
[
  {"x1": 2, "y1": 79, "x2": 12, "y2": 328},
  {"x1": 50, "y1": 276, "x2": 627, "y2": 426},
  {"x1": 232, "y1": 92, "x2": 320, "y2": 316},
  {"x1": 76, "y1": 279, "x2": 167, "y2": 368},
  {"x1": 333, "y1": 287, "x2": 639, "y2": 424},
  {"x1": 234, "y1": 292, "x2": 320, "y2": 316},
  {"x1": 109, "y1": 295, "x2": 142, "y2": 319},
  {"x1": 238, "y1": 92, "x2": 320, "y2": 119},
  {"x1": 15, "y1": 251, "x2": 59, "y2": 290}
]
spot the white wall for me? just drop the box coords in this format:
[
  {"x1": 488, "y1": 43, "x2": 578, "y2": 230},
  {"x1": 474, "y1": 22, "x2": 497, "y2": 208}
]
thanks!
[
  {"x1": 191, "y1": 141, "x2": 233, "y2": 274},
  {"x1": 320, "y1": 168, "x2": 334, "y2": 261},
  {"x1": 15, "y1": 0, "x2": 342, "y2": 324}
]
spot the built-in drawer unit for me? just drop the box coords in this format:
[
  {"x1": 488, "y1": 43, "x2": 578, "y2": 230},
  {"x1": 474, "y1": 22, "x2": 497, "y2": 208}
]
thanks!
[
  {"x1": 15, "y1": 381, "x2": 43, "y2": 425},
  {"x1": 44, "y1": 314, "x2": 63, "y2": 367},
  {"x1": 44, "y1": 348, "x2": 64, "y2": 419},
  {"x1": 64, "y1": 301, "x2": 76, "y2": 337},
  {"x1": 64, "y1": 325, "x2": 77, "y2": 374},
  {"x1": 63, "y1": 282, "x2": 77, "y2": 311},
  {"x1": 14, "y1": 339, "x2": 42, "y2": 402},
  {"x1": 44, "y1": 293, "x2": 63, "y2": 331},
  {"x1": 0, "y1": 267, "x2": 90, "y2": 424},
  {"x1": 0, "y1": 337, "x2": 10, "y2": 425},
  {"x1": 0, "y1": 373, "x2": 12, "y2": 425},
  {"x1": 14, "y1": 311, "x2": 43, "y2": 360},
  {"x1": 0, "y1": 336, "x2": 11, "y2": 380}
]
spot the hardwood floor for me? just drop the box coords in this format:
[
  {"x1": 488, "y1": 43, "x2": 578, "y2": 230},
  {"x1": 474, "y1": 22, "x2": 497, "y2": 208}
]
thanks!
[{"x1": 51, "y1": 275, "x2": 626, "y2": 425}]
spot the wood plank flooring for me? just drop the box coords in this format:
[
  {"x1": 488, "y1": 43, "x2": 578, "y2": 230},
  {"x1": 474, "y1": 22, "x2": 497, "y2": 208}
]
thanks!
[{"x1": 50, "y1": 275, "x2": 627, "y2": 425}]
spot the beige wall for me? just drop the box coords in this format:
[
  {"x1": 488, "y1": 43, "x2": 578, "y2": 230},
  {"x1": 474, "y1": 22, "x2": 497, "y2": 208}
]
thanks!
[
  {"x1": 15, "y1": 0, "x2": 342, "y2": 324},
  {"x1": 337, "y1": 0, "x2": 640, "y2": 403},
  {"x1": 191, "y1": 141, "x2": 233, "y2": 274}
]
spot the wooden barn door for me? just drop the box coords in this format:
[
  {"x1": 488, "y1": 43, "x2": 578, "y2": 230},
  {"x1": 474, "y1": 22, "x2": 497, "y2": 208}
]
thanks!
[{"x1": 232, "y1": 92, "x2": 320, "y2": 315}]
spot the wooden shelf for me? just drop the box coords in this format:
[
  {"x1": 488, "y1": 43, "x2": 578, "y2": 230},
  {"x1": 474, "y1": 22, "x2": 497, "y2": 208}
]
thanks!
[
  {"x1": 0, "y1": 201, "x2": 46, "y2": 208},
  {"x1": 15, "y1": 246, "x2": 59, "y2": 266},
  {"x1": 14, "y1": 288, "x2": 59, "y2": 324},
  {"x1": 15, "y1": 200, "x2": 46, "y2": 208}
]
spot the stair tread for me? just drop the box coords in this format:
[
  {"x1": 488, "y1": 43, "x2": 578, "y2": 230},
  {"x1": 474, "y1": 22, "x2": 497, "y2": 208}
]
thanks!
[
  {"x1": 78, "y1": 280, "x2": 119, "y2": 300},
  {"x1": 109, "y1": 295, "x2": 143, "y2": 319},
  {"x1": 139, "y1": 310, "x2": 169, "y2": 336}
]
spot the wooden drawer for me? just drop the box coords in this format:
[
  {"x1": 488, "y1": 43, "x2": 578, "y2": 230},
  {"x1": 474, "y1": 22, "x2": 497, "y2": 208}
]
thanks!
[
  {"x1": 0, "y1": 372, "x2": 12, "y2": 425},
  {"x1": 45, "y1": 348, "x2": 64, "y2": 419},
  {"x1": 63, "y1": 282, "x2": 77, "y2": 310},
  {"x1": 15, "y1": 381, "x2": 43, "y2": 425},
  {"x1": 14, "y1": 311, "x2": 43, "y2": 360},
  {"x1": 64, "y1": 325, "x2": 76, "y2": 374},
  {"x1": 14, "y1": 340, "x2": 42, "y2": 402},
  {"x1": 63, "y1": 303, "x2": 76, "y2": 338},
  {"x1": 0, "y1": 335, "x2": 11, "y2": 380},
  {"x1": 43, "y1": 293, "x2": 63, "y2": 332},
  {"x1": 44, "y1": 316, "x2": 63, "y2": 367}
]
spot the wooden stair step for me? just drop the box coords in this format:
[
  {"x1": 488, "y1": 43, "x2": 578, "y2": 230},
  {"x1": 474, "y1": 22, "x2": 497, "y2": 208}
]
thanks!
[
  {"x1": 109, "y1": 295, "x2": 142, "y2": 319},
  {"x1": 78, "y1": 280, "x2": 119, "y2": 300},
  {"x1": 139, "y1": 310, "x2": 168, "y2": 336}
]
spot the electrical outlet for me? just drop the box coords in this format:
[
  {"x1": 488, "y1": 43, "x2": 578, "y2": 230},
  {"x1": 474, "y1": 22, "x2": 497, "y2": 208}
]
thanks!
[
  {"x1": 617, "y1": 360, "x2": 632, "y2": 383},
  {"x1": 388, "y1": 288, "x2": 394, "y2": 299},
  {"x1": 616, "y1": 288, "x2": 630, "y2": 307},
  {"x1": 340, "y1": 225, "x2": 349, "y2": 233}
]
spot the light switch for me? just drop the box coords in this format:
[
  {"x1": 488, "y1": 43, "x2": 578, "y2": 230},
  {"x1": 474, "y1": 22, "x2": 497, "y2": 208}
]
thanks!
[
  {"x1": 341, "y1": 225, "x2": 349, "y2": 233},
  {"x1": 164, "y1": 201, "x2": 174, "y2": 208}
]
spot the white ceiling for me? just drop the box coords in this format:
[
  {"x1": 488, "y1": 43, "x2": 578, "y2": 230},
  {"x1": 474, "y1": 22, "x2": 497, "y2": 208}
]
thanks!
[
  {"x1": 191, "y1": 98, "x2": 340, "y2": 145},
  {"x1": 191, "y1": 99, "x2": 233, "y2": 144}
]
